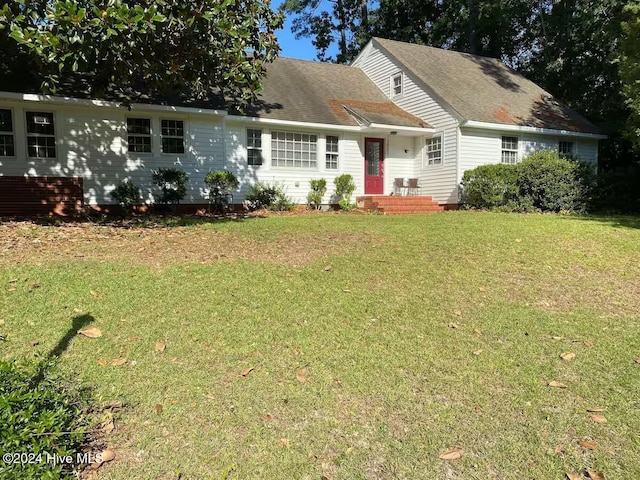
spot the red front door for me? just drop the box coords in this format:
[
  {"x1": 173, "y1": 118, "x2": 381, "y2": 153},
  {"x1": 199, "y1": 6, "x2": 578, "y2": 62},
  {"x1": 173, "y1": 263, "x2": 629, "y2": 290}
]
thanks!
[{"x1": 364, "y1": 138, "x2": 384, "y2": 194}]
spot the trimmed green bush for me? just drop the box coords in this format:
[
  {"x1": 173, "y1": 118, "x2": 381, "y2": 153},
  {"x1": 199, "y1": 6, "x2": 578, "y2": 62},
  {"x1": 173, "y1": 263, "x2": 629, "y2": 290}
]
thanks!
[
  {"x1": 110, "y1": 180, "x2": 140, "y2": 208},
  {"x1": 0, "y1": 359, "x2": 93, "y2": 479},
  {"x1": 307, "y1": 178, "x2": 327, "y2": 210},
  {"x1": 152, "y1": 168, "x2": 188, "y2": 205},
  {"x1": 517, "y1": 150, "x2": 595, "y2": 213},
  {"x1": 205, "y1": 170, "x2": 239, "y2": 212},
  {"x1": 460, "y1": 164, "x2": 519, "y2": 209},
  {"x1": 461, "y1": 150, "x2": 595, "y2": 213},
  {"x1": 334, "y1": 174, "x2": 356, "y2": 211},
  {"x1": 245, "y1": 181, "x2": 294, "y2": 211}
]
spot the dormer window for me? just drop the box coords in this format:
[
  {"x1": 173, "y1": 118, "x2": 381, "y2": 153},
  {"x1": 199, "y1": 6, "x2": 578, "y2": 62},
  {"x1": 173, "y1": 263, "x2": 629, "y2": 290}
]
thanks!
[{"x1": 391, "y1": 73, "x2": 403, "y2": 97}]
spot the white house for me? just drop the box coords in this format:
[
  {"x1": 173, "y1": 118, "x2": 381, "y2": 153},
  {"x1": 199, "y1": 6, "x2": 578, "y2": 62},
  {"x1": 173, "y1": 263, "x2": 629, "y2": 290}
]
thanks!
[{"x1": 0, "y1": 37, "x2": 605, "y2": 215}]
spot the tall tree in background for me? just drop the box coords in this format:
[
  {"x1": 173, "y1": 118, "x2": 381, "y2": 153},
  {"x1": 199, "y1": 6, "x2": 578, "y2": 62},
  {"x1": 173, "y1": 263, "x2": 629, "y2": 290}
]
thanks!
[
  {"x1": 0, "y1": 0, "x2": 283, "y2": 109},
  {"x1": 280, "y1": 0, "x2": 370, "y2": 62},
  {"x1": 620, "y1": 0, "x2": 640, "y2": 144}
]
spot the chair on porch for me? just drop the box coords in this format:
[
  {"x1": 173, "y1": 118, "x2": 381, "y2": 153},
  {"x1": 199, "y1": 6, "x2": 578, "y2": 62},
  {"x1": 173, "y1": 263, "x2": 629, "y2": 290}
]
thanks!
[
  {"x1": 393, "y1": 178, "x2": 405, "y2": 196},
  {"x1": 407, "y1": 178, "x2": 420, "y2": 196}
]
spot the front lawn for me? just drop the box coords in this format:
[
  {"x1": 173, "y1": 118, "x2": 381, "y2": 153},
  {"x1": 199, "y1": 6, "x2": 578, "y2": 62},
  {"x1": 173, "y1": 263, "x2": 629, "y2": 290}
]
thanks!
[{"x1": 1, "y1": 212, "x2": 639, "y2": 479}]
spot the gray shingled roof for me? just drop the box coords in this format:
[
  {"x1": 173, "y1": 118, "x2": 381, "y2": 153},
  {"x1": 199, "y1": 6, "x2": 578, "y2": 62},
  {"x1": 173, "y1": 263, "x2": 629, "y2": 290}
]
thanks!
[
  {"x1": 373, "y1": 37, "x2": 602, "y2": 134},
  {"x1": 248, "y1": 57, "x2": 431, "y2": 128}
]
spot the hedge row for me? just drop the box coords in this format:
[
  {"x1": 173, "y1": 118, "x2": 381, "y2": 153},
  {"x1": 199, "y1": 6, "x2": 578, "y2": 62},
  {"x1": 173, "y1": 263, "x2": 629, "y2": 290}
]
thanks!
[{"x1": 460, "y1": 150, "x2": 597, "y2": 213}]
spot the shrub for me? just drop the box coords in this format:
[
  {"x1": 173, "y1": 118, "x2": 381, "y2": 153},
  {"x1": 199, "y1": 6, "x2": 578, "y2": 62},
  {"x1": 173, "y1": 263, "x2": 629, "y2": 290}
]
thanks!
[
  {"x1": 205, "y1": 171, "x2": 239, "y2": 212},
  {"x1": 516, "y1": 150, "x2": 595, "y2": 213},
  {"x1": 307, "y1": 178, "x2": 327, "y2": 209},
  {"x1": 461, "y1": 150, "x2": 595, "y2": 213},
  {"x1": 151, "y1": 168, "x2": 188, "y2": 205},
  {"x1": 245, "y1": 181, "x2": 294, "y2": 211},
  {"x1": 460, "y1": 163, "x2": 519, "y2": 209},
  {"x1": 0, "y1": 359, "x2": 93, "y2": 479},
  {"x1": 592, "y1": 164, "x2": 640, "y2": 213},
  {"x1": 334, "y1": 174, "x2": 356, "y2": 210},
  {"x1": 110, "y1": 180, "x2": 140, "y2": 208}
]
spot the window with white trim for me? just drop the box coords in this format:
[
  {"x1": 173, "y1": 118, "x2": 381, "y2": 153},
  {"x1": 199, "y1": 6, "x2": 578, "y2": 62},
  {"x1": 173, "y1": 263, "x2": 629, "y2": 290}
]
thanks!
[
  {"x1": 425, "y1": 136, "x2": 442, "y2": 165},
  {"x1": 0, "y1": 109, "x2": 14, "y2": 157},
  {"x1": 392, "y1": 73, "x2": 403, "y2": 96},
  {"x1": 127, "y1": 118, "x2": 152, "y2": 153},
  {"x1": 325, "y1": 135, "x2": 339, "y2": 170},
  {"x1": 501, "y1": 136, "x2": 518, "y2": 164},
  {"x1": 271, "y1": 131, "x2": 317, "y2": 168},
  {"x1": 26, "y1": 111, "x2": 56, "y2": 158},
  {"x1": 247, "y1": 128, "x2": 263, "y2": 166},
  {"x1": 161, "y1": 119, "x2": 185, "y2": 154},
  {"x1": 558, "y1": 140, "x2": 574, "y2": 158}
]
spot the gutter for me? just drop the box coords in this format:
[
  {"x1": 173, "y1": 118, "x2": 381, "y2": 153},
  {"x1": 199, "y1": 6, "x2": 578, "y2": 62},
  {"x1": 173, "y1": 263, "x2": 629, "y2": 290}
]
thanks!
[
  {"x1": 462, "y1": 120, "x2": 607, "y2": 140},
  {"x1": 0, "y1": 91, "x2": 227, "y2": 117}
]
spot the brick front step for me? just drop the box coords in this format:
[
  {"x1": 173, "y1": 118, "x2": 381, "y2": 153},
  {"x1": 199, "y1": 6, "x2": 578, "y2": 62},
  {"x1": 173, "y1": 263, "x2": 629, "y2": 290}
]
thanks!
[{"x1": 356, "y1": 195, "x2": 444, "y2": 214}]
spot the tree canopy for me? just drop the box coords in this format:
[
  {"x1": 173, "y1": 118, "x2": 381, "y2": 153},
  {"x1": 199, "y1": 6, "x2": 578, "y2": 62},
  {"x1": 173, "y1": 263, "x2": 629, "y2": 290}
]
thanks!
[
  {"x1": 620, "y1": 0, "x2": 640, "y2": 141},
  {"x1": 0, "y1": 0, "x2": 283, "y2": 109}
]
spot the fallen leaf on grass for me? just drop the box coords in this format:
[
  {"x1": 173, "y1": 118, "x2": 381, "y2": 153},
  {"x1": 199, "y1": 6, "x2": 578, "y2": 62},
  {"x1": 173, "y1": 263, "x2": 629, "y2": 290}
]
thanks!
[
  {"x1": 278, "y1": 438, "x2": 290, "y2": 448},
  {"x1": 586, "y1": 407, "x2": 606, "y2": 412},
  {"x1": 586, "y1": 470, "x2": 605, "y2": 480},
  {"x1": 453, "y1": 310, "x2": 462, "y2": 316},
  {"x1": 579, "y1": 440, "x2": 596, "y2": 450},
  {"x1": 473, "y1": 329, "x2": 482, "y2": 337},
  {"x1": 98, "y1": 449, "x2": 115, "y2": 463},
  {"x1": 296, "y1": 368, "x2": 308, "y2": 383},
  {"x1": 90, "y1": 290, "x2": 99, "y2": 298},
  {"x1": 155, "y1": 342, "x2": 166, "y2": 353},
  {"x1": 552, "y1": 336, "x2": 564, "y2": 340},
  {"x1": 566, "y1": 473, "x2": 582, "y2": 480},
  {"x1": 240, "y1": 366, "x2": 255, "y2": 377},
  {"x1": 635, "y1": 358, "x2": 640, "y2": 364},
  {"x1": 78, "y1": 327, "x2": 102, "y2": 338},
  {"x1": 97, "y1": 358, "x2": 109, "y2": 366},
  {"x1": 263, "y1": 413, "x2": 274, "y2": 421},
  {"x1": 324, "y1": 265, "x2": 332, "y2": 272},
  {"x1": 590, "y1": 414, "x2": 607, "y2": 424},
  {"x1": 439, "y1": 448, "x2": 463, "y2": 460},
  {"x1": 447, "y1": 322, "x2": 459, "y2": 329},
  {"x1": 515, "y1": 238, "x2": 522, "y2": 243},
  {"x1": 473, "y1": 349, "x2": 483, "y2": 356},
  {"x1": 549, "y1": 381, "x2": 568, "y2": 388},
  {"x1": 155, "y1": 404, "x2": 163, "y2": 415},
  {"x1": 560, "y1": 352, "x2": 576, "y2": 361},
  {"x1": 111, "y1": 358, "x2": 127, "y2": 366},
  {"x1": 583, "y1": 341, "x2": 594, "y2": 348}
]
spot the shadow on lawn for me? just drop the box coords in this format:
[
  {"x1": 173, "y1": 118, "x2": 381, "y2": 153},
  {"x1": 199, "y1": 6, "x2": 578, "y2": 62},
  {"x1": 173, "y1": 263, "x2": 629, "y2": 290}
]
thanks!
[
  {"x1": 30, "y1": 314, "x2": 95, "y2": 386},
  {"x1": 565, "y1": 214, "x2": 640, "y2": 230}
]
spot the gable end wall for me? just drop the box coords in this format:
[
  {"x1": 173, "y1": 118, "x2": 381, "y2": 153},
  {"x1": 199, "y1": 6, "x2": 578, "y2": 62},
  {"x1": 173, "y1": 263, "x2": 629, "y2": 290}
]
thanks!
[{"x1": 356, "y1": 46, "x2": 461, "y2": 204}]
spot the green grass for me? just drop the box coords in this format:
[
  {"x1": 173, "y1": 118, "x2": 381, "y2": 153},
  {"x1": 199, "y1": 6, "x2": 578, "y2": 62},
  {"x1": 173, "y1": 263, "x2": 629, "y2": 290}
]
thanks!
[{"x1": 1, "y1": 212, "x2": 640, "y2": 479}]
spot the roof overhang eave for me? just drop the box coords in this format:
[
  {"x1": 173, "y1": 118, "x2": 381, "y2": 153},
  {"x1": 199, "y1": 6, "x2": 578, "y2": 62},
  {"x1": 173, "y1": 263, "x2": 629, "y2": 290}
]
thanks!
[
  {"x1": 363, "y1": 123, "x2": 436, "y2": 136},
  {"x1": 462, "y1": 120, "x2": 607, "y2": 140}
]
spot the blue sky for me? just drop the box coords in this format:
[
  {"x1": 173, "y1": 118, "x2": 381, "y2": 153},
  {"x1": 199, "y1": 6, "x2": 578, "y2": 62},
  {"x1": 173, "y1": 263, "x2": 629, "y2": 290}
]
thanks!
[{"x1": 272, "y1": 0, "x2": 338, "y2": 61}]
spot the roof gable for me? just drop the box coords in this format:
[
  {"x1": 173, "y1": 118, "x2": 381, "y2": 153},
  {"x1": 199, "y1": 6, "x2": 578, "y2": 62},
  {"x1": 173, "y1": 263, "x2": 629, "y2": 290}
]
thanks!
[{"x1": 371, "y1": 37, "x2": 602, "y2": 135}]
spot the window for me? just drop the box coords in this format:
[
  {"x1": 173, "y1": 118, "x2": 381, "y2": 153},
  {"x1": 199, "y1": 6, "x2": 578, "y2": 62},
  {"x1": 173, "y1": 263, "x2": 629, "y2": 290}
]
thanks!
[
  {"x1": 392, "y1": 73, "x2": 403, "y2": 96},
  {"x1": 161, "y1": 119, "x2": 185, "y2": 154},
  {"x1": 247, "y1": 128, "x2": 262, "y2": 166},
  {"x1": 0, "y1": 109, "x2": 14, "y2": 157},
  {"x1": 558, "y1": 140, "x2": 574, "y2": 158},
  {"x1": 425, "y1": 136, "x2": 442, "y2": 165},
  {"x1": 325, "y1": 135, "x2": 339, "y2": 170},
  {"x1": 271, "y1": 131, "x2": 317, "y2": 168},
  {"x1": 26, "y1": 111, "x2": 56, "y2": 158},
  {"x1": 127, "y1": 118, "x2": 151, "y2": 153},
  {"x1": 501, "y1": 136, "x2": 518, "y2": 164}
]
